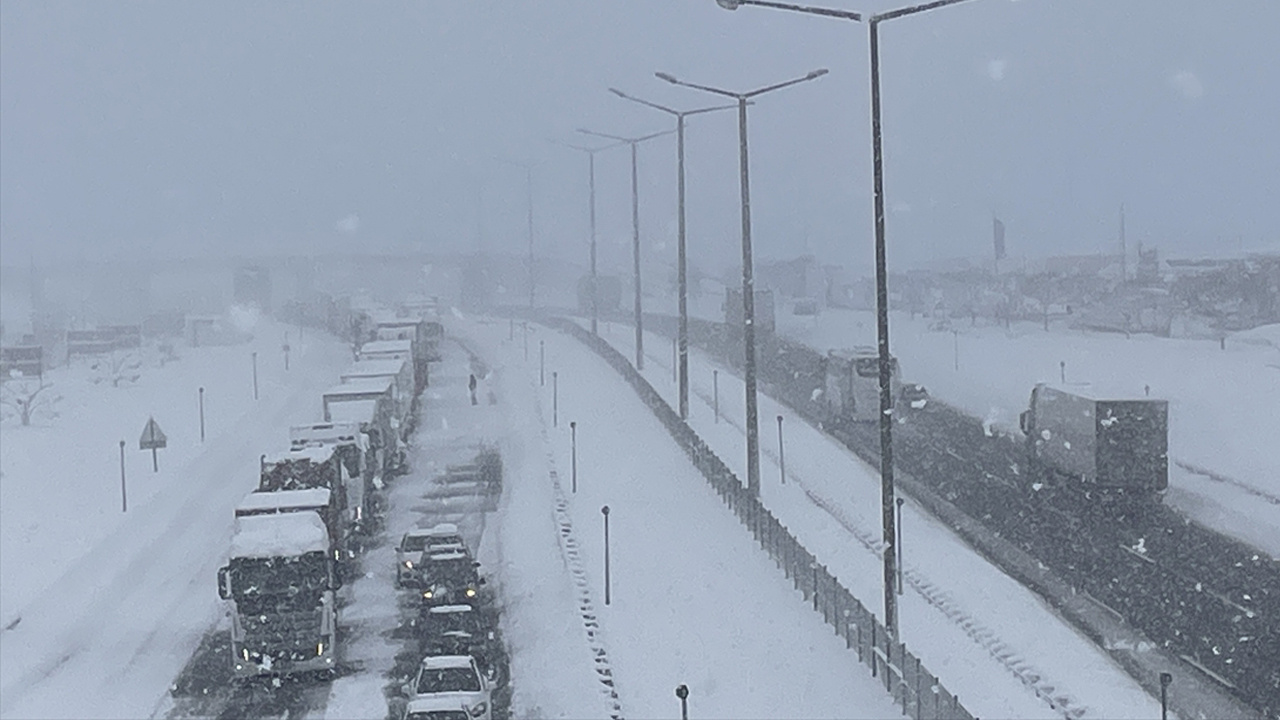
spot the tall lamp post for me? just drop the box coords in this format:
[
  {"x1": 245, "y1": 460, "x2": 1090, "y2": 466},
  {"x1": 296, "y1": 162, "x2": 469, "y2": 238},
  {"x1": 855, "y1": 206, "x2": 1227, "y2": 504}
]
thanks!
[
  {"x1": 578, "y1": 127, "x2": 674, "y2": 370},
  {"x1": 557, "y1": 141, "x2": 624, "y2": 336},
  {"x1": 607, "y1": 89, "x2": 737, "y2": 420},
  {"x1": 713, "y1": 0, "x2": 976, "y2": 640},
  {"x1": 496, "y1": 158, "x2": 539, "y2": 308},
  {"x1": 655, "y1": 67, "x2": 828, "y2": 495}
]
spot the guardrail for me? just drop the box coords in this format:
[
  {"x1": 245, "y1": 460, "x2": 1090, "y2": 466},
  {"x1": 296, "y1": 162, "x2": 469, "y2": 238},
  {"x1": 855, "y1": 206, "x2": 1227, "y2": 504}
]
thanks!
[{"x1": 546, "y1": 317, "x2": 975, "y2": 720}]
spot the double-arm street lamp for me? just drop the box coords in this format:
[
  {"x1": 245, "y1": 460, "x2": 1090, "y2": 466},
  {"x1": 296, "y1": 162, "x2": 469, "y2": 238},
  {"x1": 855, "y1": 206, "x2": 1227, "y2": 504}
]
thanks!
[
  {"x1": 578, "y1": 127, "x2": 674, "y2": 370},
  {"x1": 655, "y1": 68, "x2": 828, "y2": 496},
  {"x1": 607, "y1": 89, "x2": 737, "y2": 420},
  {"x1": 556, "y1": 140, "x2": 625, "y2": 336},
  {"x1": 714, "y1": 0, "x2": 976, "y2": 641}
]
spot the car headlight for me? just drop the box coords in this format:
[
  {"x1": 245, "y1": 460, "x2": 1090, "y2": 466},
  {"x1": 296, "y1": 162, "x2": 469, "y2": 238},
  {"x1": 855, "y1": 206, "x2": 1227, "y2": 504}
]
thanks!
[
  {"x1": 422, "y1": 590, "x2": 433, "y2": 599},
  {"x1": 467, "y1": 701, "x2": 488, "y2": 717},
  {"x1": 403, "y1": 560, "x2": 413, "y2": 569},
  {"x1": 465, "y1": 587, "x2": 477, "y2": 598}
]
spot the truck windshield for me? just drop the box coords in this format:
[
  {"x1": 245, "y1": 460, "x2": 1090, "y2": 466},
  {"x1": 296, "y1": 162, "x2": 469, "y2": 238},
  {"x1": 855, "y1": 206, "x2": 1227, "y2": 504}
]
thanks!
[
  {"x1": 229, "y1": 552, "x2": 328, "y2": 599},
  {"x1": 260, "y1": 458, "x2": 337, "y2": 492},
  {"x1": 416, "y1": 666, "x2": 480, "y2": 694}
]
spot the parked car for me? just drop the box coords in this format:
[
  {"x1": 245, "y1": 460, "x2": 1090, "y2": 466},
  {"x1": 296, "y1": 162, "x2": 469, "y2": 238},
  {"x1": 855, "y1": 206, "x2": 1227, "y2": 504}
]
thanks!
[{"x1": 403, "y1": 655, "x2": 491, "y2": 720}]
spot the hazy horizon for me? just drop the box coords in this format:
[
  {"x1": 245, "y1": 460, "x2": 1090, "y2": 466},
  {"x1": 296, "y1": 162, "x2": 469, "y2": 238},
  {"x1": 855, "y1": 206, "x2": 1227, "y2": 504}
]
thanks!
[{"x1": 3, "y1": 1, "x2": 1278, "y2": 275}]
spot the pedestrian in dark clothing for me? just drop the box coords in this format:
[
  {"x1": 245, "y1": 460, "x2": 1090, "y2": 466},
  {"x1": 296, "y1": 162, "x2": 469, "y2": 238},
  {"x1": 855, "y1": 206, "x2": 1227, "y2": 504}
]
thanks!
[{"x1": 469, "y1": 374, "x2": 478, "y2": 405}]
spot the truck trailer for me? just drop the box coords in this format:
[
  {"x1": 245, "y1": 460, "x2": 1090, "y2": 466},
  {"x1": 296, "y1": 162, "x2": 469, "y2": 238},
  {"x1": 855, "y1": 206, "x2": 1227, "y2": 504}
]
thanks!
[
  {"x1": 218, "y1": 511, "x2": 341, "y2": 678},
  {"x1": 1019, "y1": 383, "x2": 1169, "y2": 498}
]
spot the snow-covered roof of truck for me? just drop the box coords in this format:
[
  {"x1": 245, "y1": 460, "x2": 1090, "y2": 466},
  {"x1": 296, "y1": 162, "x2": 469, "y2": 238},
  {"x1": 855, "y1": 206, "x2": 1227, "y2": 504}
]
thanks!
[
  {"x1": 290, "y1": 421, "x2": 364, "y2": 448},
  {"x1": 359, "y1": 339, "x2": 413, "y2": 354},
  {"x1": 263, "y1": 445, "x2": 338, "y2": 466},
  {"x1": 229, "y1": 511, "x2": 329, "y2": 559},
  {"x1": 1034, "y1": 382, "x2": 1166, "y2": 403},
  {"x1": 374, "y1": 316, "x2": 423, "y2": 329},
  {"x1": 235, "y1": 488, "x2": 332, "y2": 513},
  {"x1": 324, "y1": 377, "x2": 393, "y2": 398},
  {"x1": 341, "y1": 358, "x2": 408, "y2": 381},
  {"x1": 326, "y1": 399, "x2": 379, "y2": 424},
  {"x1": 827, "y1": 346, "x2": 885, "y2": 360}
]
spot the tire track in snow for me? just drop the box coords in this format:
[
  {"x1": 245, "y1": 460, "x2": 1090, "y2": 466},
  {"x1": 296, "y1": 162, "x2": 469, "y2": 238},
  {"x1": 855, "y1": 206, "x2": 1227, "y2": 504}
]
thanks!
[{"x1": 532, "y1": 394, "x2": 624, "y2": 720}]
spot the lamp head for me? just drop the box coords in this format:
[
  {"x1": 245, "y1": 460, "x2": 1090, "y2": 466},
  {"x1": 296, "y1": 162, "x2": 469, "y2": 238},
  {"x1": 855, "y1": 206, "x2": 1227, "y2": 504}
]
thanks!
[
  {"x1": 716, "y1": 0, "x2": 742, "y2": 8},
  {"x1": 608, "y1": 88, "x2": 626, "y2": 98},
  {"x1": 807, "y1": 68, "x2": 830, "y2": 80},
  {"x1": 655, "y1": 72, "x2": 679, "y2": 84}
]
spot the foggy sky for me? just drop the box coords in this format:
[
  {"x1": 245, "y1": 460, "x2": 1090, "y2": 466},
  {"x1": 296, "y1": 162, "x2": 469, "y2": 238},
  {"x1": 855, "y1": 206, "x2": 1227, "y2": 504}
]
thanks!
[{"x1": 2, "y1": 0, "x2": 1278, "y2": 276}]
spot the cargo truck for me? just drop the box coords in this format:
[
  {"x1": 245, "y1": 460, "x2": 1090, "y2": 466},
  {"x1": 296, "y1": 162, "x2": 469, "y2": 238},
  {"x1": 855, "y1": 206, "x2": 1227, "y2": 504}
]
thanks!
[
  {"x1": 1018, "y1": 383, "x2": 1169, "y2": 499},
  {"x1": 217, "y1": 511, "x2": 341, "y2": 678},
  {"x1": 322, "y1": 379, "x2": 400, "y2": 478},
  {"x1": 290, "y1": 421, "x2": 371, "y2": 525}
]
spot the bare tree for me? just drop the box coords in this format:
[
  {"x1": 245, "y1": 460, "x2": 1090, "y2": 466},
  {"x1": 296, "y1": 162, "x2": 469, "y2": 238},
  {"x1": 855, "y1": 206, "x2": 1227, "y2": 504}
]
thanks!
[
  {"x1": 1, "y1": 379, "x2": 61, "y2": 426},
  {"x1": 91, "y1": 351, "x2": 142, "y2": 387}
]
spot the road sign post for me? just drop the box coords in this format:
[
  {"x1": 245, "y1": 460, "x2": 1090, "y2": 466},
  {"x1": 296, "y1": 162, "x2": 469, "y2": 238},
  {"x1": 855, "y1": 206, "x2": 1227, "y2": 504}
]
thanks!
[
  {"x1": 119, "y1": 440, "x2": 127, "y2": 512},
  {"x1": 140, "y1": 416, "x2": 168, "y2": 472},
  {"x1": 602, "y1": 505, "x2": 611, "y2": 606}
]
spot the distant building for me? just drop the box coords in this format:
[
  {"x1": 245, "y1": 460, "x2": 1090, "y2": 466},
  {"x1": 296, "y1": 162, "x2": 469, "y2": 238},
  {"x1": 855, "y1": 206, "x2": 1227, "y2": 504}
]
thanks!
[{"x1": 233, "y1": 266, "x2": 272, "y2": 313}]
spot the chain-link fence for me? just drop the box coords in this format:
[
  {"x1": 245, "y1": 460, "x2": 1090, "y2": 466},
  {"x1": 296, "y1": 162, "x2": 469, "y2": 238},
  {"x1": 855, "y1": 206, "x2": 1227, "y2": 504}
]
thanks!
[{"x1": 549, "y1": 318, "x2": 976, "y2": 720}]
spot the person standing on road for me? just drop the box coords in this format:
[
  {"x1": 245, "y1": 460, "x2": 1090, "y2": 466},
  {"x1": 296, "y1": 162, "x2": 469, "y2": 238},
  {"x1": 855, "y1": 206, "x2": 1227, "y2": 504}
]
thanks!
[{"x1": 469, "y1": 374, "x2": 478, "y2": 405}]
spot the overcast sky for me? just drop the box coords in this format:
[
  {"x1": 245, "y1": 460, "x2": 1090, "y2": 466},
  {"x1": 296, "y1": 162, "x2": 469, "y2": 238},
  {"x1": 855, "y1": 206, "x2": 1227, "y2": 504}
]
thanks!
[{"x1": 2, "y1": 0, "x2": 1278, "y2": 275}]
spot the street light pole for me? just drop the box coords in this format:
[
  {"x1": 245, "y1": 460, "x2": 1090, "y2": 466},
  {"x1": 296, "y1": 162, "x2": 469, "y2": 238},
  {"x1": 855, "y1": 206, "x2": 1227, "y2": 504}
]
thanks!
[
  {"x1": 711, "y1": 0, "x2": 975, "y2": 642},
  {"x1": 608, "y1": 89, "x2": 736, "y2": 420},
  {"x1": 578, "y1": 127, "x2": 674, "y2": 371},
  {"x1": 556, "y1": 141, "x2": 623, "y2": 336},
  {"x1": 495, "y1": 158, "x2": 540, "y2": 309},
  {"x1": 656, "y1": 68, "x2": 828, "y2": 495}
]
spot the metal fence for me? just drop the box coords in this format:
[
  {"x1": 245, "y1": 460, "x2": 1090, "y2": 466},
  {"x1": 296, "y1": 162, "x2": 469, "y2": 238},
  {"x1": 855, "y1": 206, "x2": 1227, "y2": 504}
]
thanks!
[{"x1": 549, "y1": 317, "x2": 976, "y2": 720}]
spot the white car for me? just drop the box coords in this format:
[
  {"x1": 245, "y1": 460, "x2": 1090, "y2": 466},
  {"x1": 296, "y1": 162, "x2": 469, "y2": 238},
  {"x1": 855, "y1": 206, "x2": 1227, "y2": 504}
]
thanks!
[
  {"x1": 398, "y1": 524, "x2": 469, "y2": 587},
  {"x1": 397, "y1": 529, "x2": 436, "y2": 587},
  {"x1": 404, "y1": 655, "x2": 491, "y2": 720}
]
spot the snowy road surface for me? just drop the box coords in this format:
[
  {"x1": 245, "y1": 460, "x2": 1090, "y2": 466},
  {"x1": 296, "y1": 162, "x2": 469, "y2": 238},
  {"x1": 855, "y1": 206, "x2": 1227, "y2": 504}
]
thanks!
[
  {"x1": 589, "y1": 318, "x2": 1166, "y2": 719},
  {"x1": 461, "y1": 318, "x2": 906, "y2": 719}
]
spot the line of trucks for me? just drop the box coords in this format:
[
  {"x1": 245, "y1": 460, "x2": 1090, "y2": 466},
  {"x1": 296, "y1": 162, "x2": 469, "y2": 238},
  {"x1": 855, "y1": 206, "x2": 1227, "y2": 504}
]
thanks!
[{"x1": 215, "y1": 307, "x2": 440, "y2": 679}]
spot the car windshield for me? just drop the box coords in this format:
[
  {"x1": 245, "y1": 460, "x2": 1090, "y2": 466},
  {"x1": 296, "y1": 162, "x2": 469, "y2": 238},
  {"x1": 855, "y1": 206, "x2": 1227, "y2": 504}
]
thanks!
[
  {"x1": 422, "y1": 558, "x2": 478, "y2": 587},
  {"x1": 428, "y1": 535, "x2": 465, "y2": 549},
  {"x1": 402, "y1": 535, "x2": 430, "y2": 552},
  {"x1": 415, "y1": 666, "x2": 480, "y2": 694}
]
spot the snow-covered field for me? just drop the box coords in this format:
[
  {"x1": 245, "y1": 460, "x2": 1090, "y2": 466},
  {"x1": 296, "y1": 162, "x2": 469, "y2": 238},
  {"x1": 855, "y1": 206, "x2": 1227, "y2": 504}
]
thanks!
[
  {"x1": 759, "y1": 306, "x2": 1280, "y2": 557},
  {"x1": 0, "y1": 317, "x2": 354, "y2": 719}
]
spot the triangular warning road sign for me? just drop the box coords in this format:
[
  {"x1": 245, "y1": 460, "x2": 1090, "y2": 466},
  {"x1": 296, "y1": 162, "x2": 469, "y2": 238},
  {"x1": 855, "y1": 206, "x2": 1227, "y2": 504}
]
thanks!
[{"x1": 140, "y1": 417, "x2": 168, "y2": 450}]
